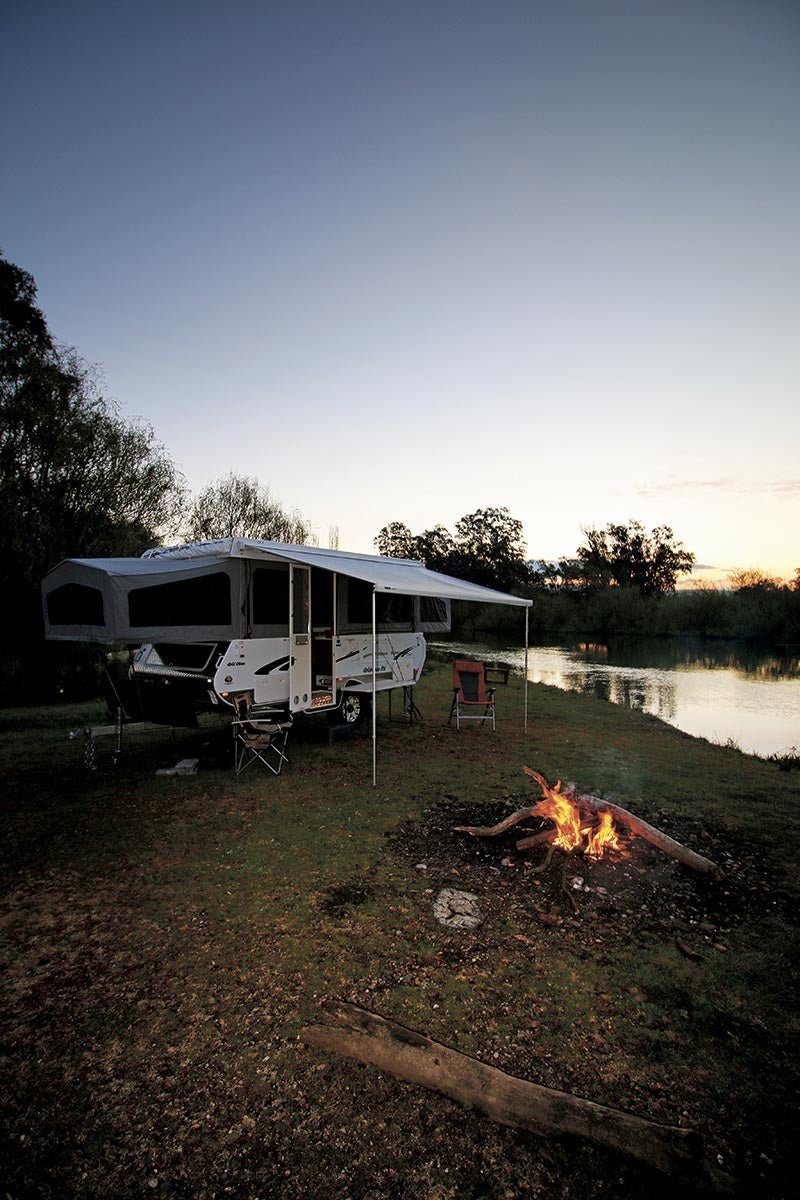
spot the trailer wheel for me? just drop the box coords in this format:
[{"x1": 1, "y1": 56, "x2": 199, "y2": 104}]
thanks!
[{"x1": 335, "y1": 692, "x2": 370, "y2": 728}]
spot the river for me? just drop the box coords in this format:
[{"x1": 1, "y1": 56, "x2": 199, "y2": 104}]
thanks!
[{"x1": 429, "y1": 636, "x2": 800, "y2": 757}]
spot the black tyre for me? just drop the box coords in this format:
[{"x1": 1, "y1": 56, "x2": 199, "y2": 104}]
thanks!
[{"x1": 336, "y1": 691, "x2": 370, "y2": 728}]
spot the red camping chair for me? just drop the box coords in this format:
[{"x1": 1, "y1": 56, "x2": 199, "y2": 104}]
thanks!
[{"x1": 448, "y1": 660, "x2": 496, "y2": 731}]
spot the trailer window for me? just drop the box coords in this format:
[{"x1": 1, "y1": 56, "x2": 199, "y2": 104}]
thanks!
[
  {"x1": 47, "y1": 582, "x2": 105, "y2": 626},
  {"x1": 341, "y1": 578, "x2": 413, "y2": 631},
  {"x1": 416, "y1": 595, "x2": 451, "y2": 633},
  {"x1": 310, "y1": 567, "x2": 334, "y2": 629},
  {"x1": 128, "y1": 571, "x2": 231, "y2": 628},
  {"x1": 419, "y1": 597, "x2": 448, "y2": 624},
  {"x1": 252, "y1": 567, "x2": 290, "y2": 626},
  {"x1": 378, "y1": 593, "x2": 413, "y2": 627},
  {"x1": 292, "y1": 568, "x2": 310, "y2": 635}
]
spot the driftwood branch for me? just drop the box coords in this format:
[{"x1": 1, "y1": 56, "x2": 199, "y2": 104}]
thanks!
[
  {"x1": 574, "y1": 794, "x2": 723, "y2": 880},
  {"x1": 515, "y1": 829, "x2": 557, "y2": 851},
  {"x1": 453, "y1": 808, "x2": 534, "y2": 838},
  {"x1": 301, "y1": 1002, "x2": 727, "y2": 1189}
]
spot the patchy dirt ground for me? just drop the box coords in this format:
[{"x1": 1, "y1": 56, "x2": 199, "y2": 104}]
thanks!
[
  {"x1": 2, "y1": 789, "x2": 797, "y2": 1200},
  {"x1": 387, "y1": 793, "x2": 790, "y2": 940},
  {"x1": 2, "y1": 682, "x2": 799, "y2": 1199}
]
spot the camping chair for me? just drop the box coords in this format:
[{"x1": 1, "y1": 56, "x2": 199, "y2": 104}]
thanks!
[
  {"x1": 448, "y1": 660, "x2": 497, "y2": 731},
  {"x1": 231, "y1": 693, "x2": 292, "y2": 776}
]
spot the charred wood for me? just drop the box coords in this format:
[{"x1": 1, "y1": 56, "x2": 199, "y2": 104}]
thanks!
[
  {"x1": 574, "y1": 794, "x2": 723, "y2": 879},
  {"x1": 515, "y1": 829, "x2": 558, "y2": 851}
]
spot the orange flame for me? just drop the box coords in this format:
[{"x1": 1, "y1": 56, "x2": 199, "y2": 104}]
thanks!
[
  {"x1": 526, "y1": 768, "x2": 622, "y2": 859},
  {"x1": 585, "y1": 810, "x2": 621, "y2": 858},
  {"x1": 536, "y1": 779, "x2": 584, "y2": 852}
]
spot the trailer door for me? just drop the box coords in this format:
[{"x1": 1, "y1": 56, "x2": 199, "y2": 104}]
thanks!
[{"x1": 289, "y1": 565, "x2": 312, "y2": 711}]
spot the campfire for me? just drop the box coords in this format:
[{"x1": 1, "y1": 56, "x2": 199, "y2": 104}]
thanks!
[
  {"x1": 453, "y1": 766, "x2": 722, "y2": 910},
  {"x1": 527, "y1": 770, "x2": 622, "y2": 859}
]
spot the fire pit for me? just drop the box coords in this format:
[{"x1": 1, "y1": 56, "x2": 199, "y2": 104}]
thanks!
[
  {"x1": 384, "y1": 770, "x2": 744, "y2": 954},
  {"x1": 452, "y1": 766, "x2": 722, "y2": 914}
]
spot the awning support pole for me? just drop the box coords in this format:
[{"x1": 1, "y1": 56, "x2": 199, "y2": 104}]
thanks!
[
  {"x1": 524, "y1": 606, "x2": 529, "y2": 733},
  {"x1": 372, "y1": 588, "x2": 377, "y2": 788}
]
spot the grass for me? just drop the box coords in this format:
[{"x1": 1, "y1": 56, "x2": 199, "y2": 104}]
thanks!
[{"x1": 1, "y1": 662, "x2": 799, "y2": 1199}]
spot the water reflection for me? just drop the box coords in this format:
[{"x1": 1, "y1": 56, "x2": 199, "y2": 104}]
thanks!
[
  {"x1": 566, "y1": 636, "x2": 800, "y2": 681},
  {"x1": 429, "y1": 635, "x2": 800, "y2": 756},
  {"x1": 527, "y1": 656, "x2": 677, "y2": 723}
]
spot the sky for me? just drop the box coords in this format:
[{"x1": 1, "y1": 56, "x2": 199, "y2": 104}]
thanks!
[{"x1": 2, "y1": 0, "x2": 798, "y2": 581}]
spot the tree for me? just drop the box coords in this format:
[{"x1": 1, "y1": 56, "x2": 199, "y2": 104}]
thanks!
[
  {"x1": 533, "y1": 558, "x2": 586, "y2": 592},
  {"x1": 452, "y1": 507, "x2": 529, "y2": 590},
  {"x1": 414, "y1": 525, "x2": 456, "y2": 573},
  {"x1": 1, "y1": 255, "x2": 186, "y2": 683},
  {"x1": 374, "y1": 521, "x2": 417, "y2": 560},
  {"x1": 728, "y1": 567, "x2": 784, "y2": 592},
  {"x1": 0, "y1": 256, "x2": 51, "y2": 357},
  {"x1": 576, "y1": 520, "x2": 695, "y2": 596},
  {"x1": 375, "y1": 507, "x2": 529, "y2": 591},
  {"x1": 185, "y1": 472, "x2": 312, "y2": 543}
]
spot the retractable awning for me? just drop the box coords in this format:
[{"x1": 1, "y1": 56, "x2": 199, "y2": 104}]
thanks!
[{"x1": 142, "y1": 537, "x2": 533, "y2": 607}]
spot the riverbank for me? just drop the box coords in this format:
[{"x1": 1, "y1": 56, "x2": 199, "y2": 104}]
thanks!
[
  {"x1": 430, "y1": 635, "x2": 800, "y2": 758},
  {"x1": 1, "y1": 664, "x2": 798, "y2": 1198}
]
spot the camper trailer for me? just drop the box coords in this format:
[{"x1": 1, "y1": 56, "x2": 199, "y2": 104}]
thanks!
[
  {"x1": 43, "y1": 537, "x2": 533, "y2": 782},
  {"x1": 42, "y1": 538, "x2": 455, "y2": 727}
]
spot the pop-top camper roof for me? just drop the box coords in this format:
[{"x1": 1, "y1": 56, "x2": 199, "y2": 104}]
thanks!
[{"x1": 42, "y1": 537, "x2": 532, "y2": 644}]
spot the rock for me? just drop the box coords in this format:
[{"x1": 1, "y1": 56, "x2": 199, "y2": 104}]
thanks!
[
  {"x1": 156, "y1": 758, "x2": 199, "y2": 776},
  {"x1": 433, "y1": 888, "x2": 482, "y2": 929},
  {"x1": 536, "y1": 911, "x2": 562, "y2": 926}
]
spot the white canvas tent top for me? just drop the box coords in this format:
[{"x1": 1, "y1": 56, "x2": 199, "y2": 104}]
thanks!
[
  {"x1": 43, "y1": 537, "x2": 533, "y2": 784},
  {"x1": 43, "y1": 537, "x2": 532, "y2": 641}
]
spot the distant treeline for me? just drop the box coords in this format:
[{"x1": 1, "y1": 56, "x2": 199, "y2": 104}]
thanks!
[
  {"x1": 377, "y1": 512, "x2": 800, "y2": 645},
  {"x1": 455, "y1": 582, "x2": 800, "y2": 644}
]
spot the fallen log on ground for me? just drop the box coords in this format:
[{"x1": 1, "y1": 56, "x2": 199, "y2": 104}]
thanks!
[{"x1": 300, "y1": 1001, "x2": 728, "y2": 1190}]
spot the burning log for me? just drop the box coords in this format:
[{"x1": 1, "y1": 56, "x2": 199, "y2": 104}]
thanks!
[
  {"x1": 301, "y1": 1001, "x2": 728, "y2": 1189},
  {"x1": 572, "y1": 792, "x2": 723, "y2": 880}
]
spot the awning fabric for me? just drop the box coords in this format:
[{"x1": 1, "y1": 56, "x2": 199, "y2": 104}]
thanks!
[{"x1": 143, "y1": 537, "x2": 533, "y2": 606}]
